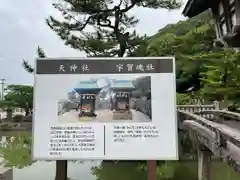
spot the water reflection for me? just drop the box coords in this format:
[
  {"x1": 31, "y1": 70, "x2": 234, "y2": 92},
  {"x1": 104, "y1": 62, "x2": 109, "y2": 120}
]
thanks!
[
  {"x1": 14, "y1": 161, "x2": 99, "y2": 180},
  {"x1": 0, "y1": 131, "x2": 100, "y2": 180},
  {"x1": 0, "y1": 131, "x2": 240, "y2": 180}
]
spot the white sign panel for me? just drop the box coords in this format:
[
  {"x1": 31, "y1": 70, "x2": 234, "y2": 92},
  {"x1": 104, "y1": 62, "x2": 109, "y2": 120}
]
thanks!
[{"x1": 33, "y1": 57, "x2": 178, "y2": 160}]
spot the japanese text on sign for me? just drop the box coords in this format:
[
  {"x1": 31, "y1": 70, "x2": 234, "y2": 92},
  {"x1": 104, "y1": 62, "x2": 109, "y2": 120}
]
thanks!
[
  {"x1": 59, "y1": 63, "x2": 155, "y2": 73},
  {"x1": 116, "y1": 63, "x2": 154, "y2": 72},
  {"x1": 59, "y1": 64, "x2": 90, "y2": 72},
  {"x1": 49, "y1": 126, "x2": 95, "y2": 156},
  {"x1": 113, "y1": 125, "x2": 159, "y2": 143},
  {"x1": 36, "y1": 58, "x2": 174, "y2": 74}
]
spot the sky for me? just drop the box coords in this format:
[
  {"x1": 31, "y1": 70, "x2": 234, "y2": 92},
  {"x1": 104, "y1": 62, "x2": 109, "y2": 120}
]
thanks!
[{"x1": 0, "y1": 0, "x2": 187, "y2": 86}]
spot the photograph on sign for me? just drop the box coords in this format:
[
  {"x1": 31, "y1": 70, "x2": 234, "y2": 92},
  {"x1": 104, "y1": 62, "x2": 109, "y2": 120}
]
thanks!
[
  {"x1": 33, "y1": 57, "x2": 177, "y2": 160},
  {"x1": 57, "y1": 76, "x2": 152, "y2": 123}
]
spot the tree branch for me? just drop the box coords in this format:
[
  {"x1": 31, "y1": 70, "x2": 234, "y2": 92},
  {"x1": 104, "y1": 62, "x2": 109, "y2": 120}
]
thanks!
[
  {"x1": 118, "y1": 0, "x2": 123, "y2": 8},
  {"x1": 53, "y1": 1, "x2": 115, "y2": 14},
  {"x1": 120, "y1": 0, "x2": 136, "y2": 13},
  {"x1": 53, "y1": 3, "x2": 96, "y2": 31},
  {"x1": 97, "y1": 18, "x2": 115, "y2": 29},
  {"x1": 22, "y1": 60, "x2": 34, "y2": 73}
]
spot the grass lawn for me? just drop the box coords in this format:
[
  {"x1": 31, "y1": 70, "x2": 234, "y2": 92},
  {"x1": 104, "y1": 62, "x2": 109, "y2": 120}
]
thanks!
[{"x1": 168, "y1": 160, "x2": 240, "y2": 180}]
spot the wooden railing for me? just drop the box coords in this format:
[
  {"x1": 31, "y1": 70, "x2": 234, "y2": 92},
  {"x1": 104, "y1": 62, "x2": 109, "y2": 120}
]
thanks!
[
  {"x1": 134, "y1": 99, "x2": 220, "y2": 119},
  {"x1": 177, "y1": 100, "x2": 219, "y2": 112},
  {"x1": 178, "y1": 109, "x2": 240, "y2": 179}
]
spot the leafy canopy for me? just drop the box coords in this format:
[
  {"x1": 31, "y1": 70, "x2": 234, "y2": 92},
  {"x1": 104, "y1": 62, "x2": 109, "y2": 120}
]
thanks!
[
  {"x1": 134, "y1": 12, "x2": 215, "y2": 93},
  {"x1": 4, "y1": 85, "x2": 33, "y2": 113},
  {"x1": 194, "y1": 49, "x2": 240, "y2": 101},
  {"x1": 137, "y1": 11, "x2": 240, "y2": 105}
]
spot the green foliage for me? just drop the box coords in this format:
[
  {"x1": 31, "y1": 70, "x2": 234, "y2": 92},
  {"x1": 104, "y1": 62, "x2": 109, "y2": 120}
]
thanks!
[
  {"x1": 176, "y1": 93, "x2": 204, "y2": 105},
  {"x1": 90, "y1": 160, "x2": 240, "y2": 180},
  {"x1": 12, "y1": 114, "x2": 25, "y2": 122},
  {"x1": 129, "y1": 10, "x2": 240, "y2": 103},
  {"x1": 136, "y1": 162, "x2": 175, "y2": 180},
  {"x1": 200, "y1": 50, "x2": 240, "y2": 102},
  {"x1": 157, "y1": 162, "x2": 175, "y2": 179},
  {"x1": 176, "y1": 93, "x2": 193, "y2": 105},
  {"x1": 91, "y1": 161, "x2": 147, "y2": 180},
  {"x1": 140, "y1": 11, "x2": 216, "y2": 93},
  {"x1": 0, "y1": 133, "x2": 32, "y2": 168},
  {"x1": 128, "y1": 35, "x2": 150, "y2": 57},
  {"x1": 148, "y1": 11, "x2": 214, "y2": 56},
  {"x1": 47, "y1": 0, "x2": 180, "y2": 57},
  {"x1": 0, "y1": 100, "x2": 15, "y2": 108},
  {"x1": 4, "y1": 84, "x2": 33, "y2": 115},
  {"x1": 185, "y1": 48, "x2": 240, "y2": 103}
]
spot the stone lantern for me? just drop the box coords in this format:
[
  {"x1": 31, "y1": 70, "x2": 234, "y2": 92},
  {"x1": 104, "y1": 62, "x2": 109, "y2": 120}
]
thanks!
[{"x1": 182, "y1": 0, "x2": 240, "y2": 48}]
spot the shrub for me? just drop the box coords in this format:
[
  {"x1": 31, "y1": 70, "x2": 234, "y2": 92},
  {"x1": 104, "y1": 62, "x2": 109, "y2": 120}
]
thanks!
[
  {"x1": 12, "y1": 114, "x2": 24, "y2": 122},
  {"x1": 23, "y1": 116, "x2": 32, "y2": 122}
]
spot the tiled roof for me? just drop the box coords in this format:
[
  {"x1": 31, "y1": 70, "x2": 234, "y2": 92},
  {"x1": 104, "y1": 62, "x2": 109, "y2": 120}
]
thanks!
[
  {"x1": 75, "y1": 80, "x2": 99, "y2": 89},
  {"x1": 110, "y1": 80, "x2": 135, "y2": 89},
  {"x1": 72, "y1": 79, "x2": 134, "y2": 94}
]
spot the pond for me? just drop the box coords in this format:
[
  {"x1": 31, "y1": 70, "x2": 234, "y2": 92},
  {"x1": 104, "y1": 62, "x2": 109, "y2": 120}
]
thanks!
[{"x1": 0, "y1": 131, "x2": 240, "y2": 180}]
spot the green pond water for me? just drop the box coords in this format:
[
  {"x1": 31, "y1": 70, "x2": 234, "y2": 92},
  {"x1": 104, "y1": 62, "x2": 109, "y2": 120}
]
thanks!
[{"x1": 0, "y1": 131, "x2": 240, "y2": 180}]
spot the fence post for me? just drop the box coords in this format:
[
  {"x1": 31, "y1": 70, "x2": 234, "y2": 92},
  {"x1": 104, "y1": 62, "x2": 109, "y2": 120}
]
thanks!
[
  {"x1": 147, "y1": 160, "x2": 157, "y2": 180},
  {"x1": 213, "y1": 101, "x2": 220, "y2": 110},
  {"x1": 6, "y1": 108, "x2": 12, "y2": 121},
  {"x1": 55, "y1": 160, "x2": 68, "y2": 180},
  {"x1": 197, "y1": 147, "x2": 212, "y2": 180}
]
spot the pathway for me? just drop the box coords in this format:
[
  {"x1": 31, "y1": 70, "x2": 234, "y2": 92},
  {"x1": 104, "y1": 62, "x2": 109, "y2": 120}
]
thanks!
[{"x1": 58, "y1": 109, "x2": 151, "y2": 123}]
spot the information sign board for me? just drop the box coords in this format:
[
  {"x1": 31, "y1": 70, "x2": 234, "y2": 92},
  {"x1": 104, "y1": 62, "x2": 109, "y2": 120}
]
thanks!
[{"x1": 33, "y1": 57, "x2": 178, "y2": 160}]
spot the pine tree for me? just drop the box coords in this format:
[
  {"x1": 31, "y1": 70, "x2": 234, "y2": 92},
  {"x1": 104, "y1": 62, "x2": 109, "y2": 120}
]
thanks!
[
  {"x1": 190, "y1": 49, "x2": 240, "y2": 103},
  {"x1": 46, "y1": 0, "x2": 180, "y2": 57},
  {"x1": 36, "y1": 46, "x2": 47, "y2": 58},
  {"x1": 22, "y1": 46, "x2": 47, "y2": 73}
]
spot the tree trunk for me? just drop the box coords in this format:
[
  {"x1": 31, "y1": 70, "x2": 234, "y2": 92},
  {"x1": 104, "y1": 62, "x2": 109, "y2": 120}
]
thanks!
[
  {"x1": 24, "y1": 107, "x2": 29, "y2": 116},
  {"x1": 6, "y1": 109, "x2": 12, "y2": 121}
]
